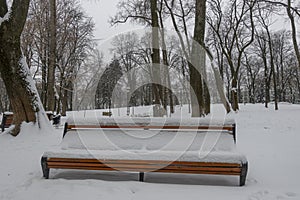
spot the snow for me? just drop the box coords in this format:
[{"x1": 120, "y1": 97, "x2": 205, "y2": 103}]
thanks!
[
  {"x1": 0, "y1": 10, "x2": 11, "y2": 27},
  {"x1": 60, "y1": 130, "x2": 236, "y2": 152},
  {"x1": 19, "y1": 56, "x2": 53, "y2": 132},
  {"x1": 43, "y1": 149, "x2": 247, "y2": 164},
  {"x1": 0, "y1": 104, "x2": 300, "y2": 200},
  {"x1": 3, "y1": 111, "x2": 13, "y2": 115},
  {"x1": 67, "y1": 115, "x2": 236, "y2": 126},
  {"x1": 47, "y1": 128, "x2": 246, "y2": 163}
]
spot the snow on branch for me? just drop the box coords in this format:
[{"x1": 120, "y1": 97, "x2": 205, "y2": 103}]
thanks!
[{"x1": 0, "y1": 9, "x2": 11, "y2": 27}]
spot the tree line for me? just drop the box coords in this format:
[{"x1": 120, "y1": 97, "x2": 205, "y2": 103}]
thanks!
[
  {"x1": 106, "y1": 0, "x2": 300, "y2": 115},
  {"x1": 0, "y1": 0, "x2": 299, "y2": 135}
]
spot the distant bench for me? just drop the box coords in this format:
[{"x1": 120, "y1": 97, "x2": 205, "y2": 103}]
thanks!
[
  {"x1": 102, "y1": 111, "x2": 112, "y2": 117},
  {"x1": 1, "y1": 112, "x2": 13, "y2": 132},
  {"x1": 1, "y1": 111, "x2": 54, "y2": 132},
  {"x1": 41, "y1": 117, "x2": 248, "y2": 186}
]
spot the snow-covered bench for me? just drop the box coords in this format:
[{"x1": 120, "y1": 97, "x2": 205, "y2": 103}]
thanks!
[
  {"x1": 1, "y1": 112, "x2": 13, "y2": 132},
  {"x1": 41, "y1": 117, "x2": 248, "y2": 186},
  {"x1": 1, "y1": 111, "x2": 54, "y2": 132}
]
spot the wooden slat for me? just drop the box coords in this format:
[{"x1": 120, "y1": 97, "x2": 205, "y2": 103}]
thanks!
[
  {"x1": 47, "y1": 158, "x2": 241, "y2": 167},
  {"x1": 153, "y1": 169, "x2": 240, "y2": 175},
  {"x1": 67, "y1": 124, "x2": 233, "y2": 131},
  {"x1": 47, "y1": 165, "x2": 241, "y2": 175},
  {"x1": 47, "y1": 162, "x2": 241, "y2": 172}
]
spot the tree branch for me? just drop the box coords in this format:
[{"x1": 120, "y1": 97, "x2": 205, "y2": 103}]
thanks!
[
  {"x1": 260, "y1": 0, "x2": 300, "y2": 17},
  {"x1": 111, "y1": 15, "x2": 151, "y2": 26}
]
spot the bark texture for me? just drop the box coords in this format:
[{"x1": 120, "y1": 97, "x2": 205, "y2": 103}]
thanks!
[
  {"x1": 0, "y1": 0, "x2": 39, "y2": 136},
  {"x1": 190, "y1": 0, "x2": 208, "y2": 117}
]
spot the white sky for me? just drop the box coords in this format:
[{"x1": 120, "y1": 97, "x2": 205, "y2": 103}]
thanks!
[
  {"x1": 79, "y1": 0, "x2": 295, "y2": 40},
  {"x1": 79, "y1": 0, "x2": 143, "y2": 41},
  {"x1": 78, "y1": 0, "x2": 297, "y2": 63}
]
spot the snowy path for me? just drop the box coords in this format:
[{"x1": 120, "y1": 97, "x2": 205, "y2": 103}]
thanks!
[{"x1": 0, "y1": 104, "x2": 299, "y2": 200}]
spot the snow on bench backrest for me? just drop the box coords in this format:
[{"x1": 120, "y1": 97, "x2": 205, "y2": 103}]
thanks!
[{"x1": 66, "y1": 116, "x2": 235, "y2": 130}]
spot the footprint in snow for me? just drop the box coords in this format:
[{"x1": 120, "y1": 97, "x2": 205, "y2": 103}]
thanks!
[
  {"x1": 249, "y1": 191, "x2": 297, "y2": 200},
  {"x1": 248, "y1": 190, "x2": 269, "y2": 200},
  {"x1": 285, "y1": 192, "x2": 297, "y2": 198}
]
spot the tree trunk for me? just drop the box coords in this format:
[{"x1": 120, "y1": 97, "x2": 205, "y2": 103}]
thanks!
[
  {"x1": 47, "y1": 0, "x2": 56, "y2": 112},
  {"x1": 231, "y1": 76, "x2": 239, "y2": 111},
  {"x1": 286, "y1": 0, "x2": 300, "y2": 71},
  {"x1": 61, "y1": 86, "x2": 68, "y2": 116},
  {"x1": 158, "y1": 5, "x2": 173, "y2": 115},
  {"x1": 190, "y1": 0, "x2": 208, "y2": 117},
  {"x1": 211, "y1": 63, "x2": 231, "y2": 113},
  {"x1": 266, "y1": 28, "x2": 278, "y2": 110},
  {"x1": 150, "y1": 0, "x2": 162, "y2": 117},
  {"x1": 0, "y1": 0, "x2": 45, "y2": 136}
]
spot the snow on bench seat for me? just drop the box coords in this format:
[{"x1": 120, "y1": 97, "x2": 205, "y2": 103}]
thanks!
[{"x1": 43, "y1": 149, "x2": 247, "y2": 164}]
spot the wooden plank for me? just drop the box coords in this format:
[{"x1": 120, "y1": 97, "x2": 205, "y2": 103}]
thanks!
[
  {"x1": 47, "y1": 162, "x2": 241, "y2": 172},
  {"x1": 153, "y1": 169, "x2": 241, "y2": 175},
  {"x1": 67, "y1": 124, "x2": 234, "y2": 131},
  {"x1": 47, "y1": 158, "x2": 241, "y2": 167},
  {"x1": 47, "y1": 165, "x2": 241, "y2": 175}
]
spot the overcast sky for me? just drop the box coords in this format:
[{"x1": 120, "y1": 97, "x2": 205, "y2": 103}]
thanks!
[
  {"x1": 80, "y1": 0, "x2": 143, "y2": 41},
  {"x1": 79, "y1": 1, "x2": 294, "y2": 39}
]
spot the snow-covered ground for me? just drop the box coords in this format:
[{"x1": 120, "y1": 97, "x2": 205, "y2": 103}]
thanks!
[{"x1": 0, "y1": 104, "x2": 299, "y2": 200}]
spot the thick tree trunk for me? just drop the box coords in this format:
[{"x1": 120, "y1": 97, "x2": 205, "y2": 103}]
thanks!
[
  {"x1": 0, "y1": 0, "x2": 42, "y2": 136},
  {"x1": 158, "y1": 2, "x2": 174, "y2": 115},
  {"x1": 190, "y1": 0, "x2": 208, "y2": 117},
  {"x1": 189, "y1": 62, "x2": 204, "y2": 117}
]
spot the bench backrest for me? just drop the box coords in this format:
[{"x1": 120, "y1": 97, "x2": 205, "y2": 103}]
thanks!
[
  {"x1": 63, "y1": 117, "x2": 236, "y2": 142},
  {"x1": 1, "y1": 112, "x2": 13, "y2": 132}
]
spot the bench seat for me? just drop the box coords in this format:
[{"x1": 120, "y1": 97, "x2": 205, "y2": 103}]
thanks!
[
  {"x1": 43, "y1": 149, "x2": 247, "y2": 164},
  {"x1": 42, "y1": 149, "x2": 247, "y2": 185}
]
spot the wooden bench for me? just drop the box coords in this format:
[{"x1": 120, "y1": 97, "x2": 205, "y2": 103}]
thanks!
[
  {"x1": 102, "y1": 111, "x2": 112, "y2": 117},
  {"x1": 1, "y1": 111, "x2": 54, "y2": 132},
  {"x1": 46, "y1": 111, "x2": 54, "y2": 121},
  {"x1": 41, "y1": 117, "x2": 248, "y2": 186},
  {"x1": 1, "y1": 112, "x2": 13, "y2": 132}
]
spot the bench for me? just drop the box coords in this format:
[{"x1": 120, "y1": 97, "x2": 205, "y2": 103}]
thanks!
[
  {"x1": 41, "y1": 117, "x2": 248, "y2": 186},
  {"x1": 1, "y1": 112, "x2": 13, "y2": 132},
  {"x1": 102, "y1": 111, "x2": 112, "y2": 117},
  {"x1": 46, "y1": 111, "x2": 54, "y2": 121},
  {"x1": 1, "y1": 111, "x2": 54, "y2": 132}
]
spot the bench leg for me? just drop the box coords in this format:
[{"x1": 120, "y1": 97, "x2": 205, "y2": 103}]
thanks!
[
  {"x1": 41, "y1": 157, "x2": 50, "y2": 179},
  {"x1": 139, "y1": 172, "x2": 145, "y2": 182},
  {"x1": 240, "y1": 162, "x2": 248, "y2": 186}
]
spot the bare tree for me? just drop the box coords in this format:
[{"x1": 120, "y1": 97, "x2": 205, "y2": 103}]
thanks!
[
  {"x1": 207, "y1": 0, "x2": 256, "y2": 111},
  {"x1": 22, "y1": 0, "x2": 95, "y2": 115},
  {"x1": 111, "y1": 32, "x2": 139, "y2": 115},
  {"x1": 257, "y1": 3, "x2": 278, "y2": 110}
]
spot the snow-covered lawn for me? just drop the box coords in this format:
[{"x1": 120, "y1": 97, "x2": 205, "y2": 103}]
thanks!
[{"x1": 0, "y1": 104, "x2": 299, "y2": 200}]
